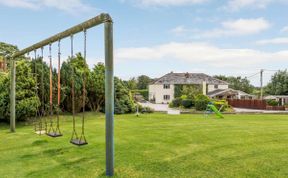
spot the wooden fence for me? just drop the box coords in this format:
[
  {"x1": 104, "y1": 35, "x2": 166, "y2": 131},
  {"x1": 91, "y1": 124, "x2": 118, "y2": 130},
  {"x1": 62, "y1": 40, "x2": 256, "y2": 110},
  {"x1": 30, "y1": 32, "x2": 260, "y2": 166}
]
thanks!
[{"x1": 227, "y1": 99, "x2": 285, "y2": 110}]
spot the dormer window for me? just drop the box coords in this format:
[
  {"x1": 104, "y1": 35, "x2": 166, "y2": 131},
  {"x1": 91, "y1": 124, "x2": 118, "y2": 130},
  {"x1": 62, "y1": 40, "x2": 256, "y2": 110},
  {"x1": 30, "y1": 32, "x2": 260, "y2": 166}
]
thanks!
[{"x1": 163, "y1": 84, "x2": 170, "y2": 89}]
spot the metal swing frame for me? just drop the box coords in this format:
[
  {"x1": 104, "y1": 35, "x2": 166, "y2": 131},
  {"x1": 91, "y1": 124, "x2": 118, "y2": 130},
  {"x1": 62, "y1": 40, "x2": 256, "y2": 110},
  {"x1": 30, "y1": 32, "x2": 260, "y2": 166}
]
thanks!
[{"x1": 9, "y1": 13, "x2": 115, "y2": 176}]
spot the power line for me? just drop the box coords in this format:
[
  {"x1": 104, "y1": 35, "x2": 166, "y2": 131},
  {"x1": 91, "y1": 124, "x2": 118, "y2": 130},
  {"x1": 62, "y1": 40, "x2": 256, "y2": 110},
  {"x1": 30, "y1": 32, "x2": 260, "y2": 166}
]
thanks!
[{"x1": 246, "y1": 72, "x2": 260, "y2": 79}]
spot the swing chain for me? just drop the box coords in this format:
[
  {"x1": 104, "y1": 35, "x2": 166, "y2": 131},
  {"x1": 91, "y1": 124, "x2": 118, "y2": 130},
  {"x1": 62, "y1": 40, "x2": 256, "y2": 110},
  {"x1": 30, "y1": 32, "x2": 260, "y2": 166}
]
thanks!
[{"x1": 70, "y1": 35, "x2": 74, "y2": 58}]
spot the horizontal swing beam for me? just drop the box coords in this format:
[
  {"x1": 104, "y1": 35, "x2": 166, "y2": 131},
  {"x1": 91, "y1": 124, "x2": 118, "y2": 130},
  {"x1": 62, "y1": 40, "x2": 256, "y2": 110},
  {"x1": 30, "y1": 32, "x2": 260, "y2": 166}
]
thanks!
[{"x1": 12, "y1": 13, "x2": 112, "y2": 58}]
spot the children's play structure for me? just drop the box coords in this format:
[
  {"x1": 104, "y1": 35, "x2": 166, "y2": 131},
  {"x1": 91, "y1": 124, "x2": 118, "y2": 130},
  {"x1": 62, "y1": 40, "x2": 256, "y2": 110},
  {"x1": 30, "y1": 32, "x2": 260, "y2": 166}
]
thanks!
[
  {"x1": 7, "y1": 13, "x2": 115, "y2": 176},
  {"x1": 204, "y1": 102, "x2": 224, "y2": 118}
]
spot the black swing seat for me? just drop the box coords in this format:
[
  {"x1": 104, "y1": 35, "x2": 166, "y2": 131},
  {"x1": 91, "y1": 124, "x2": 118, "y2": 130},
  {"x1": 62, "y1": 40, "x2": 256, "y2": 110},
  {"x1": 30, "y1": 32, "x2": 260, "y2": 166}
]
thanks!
[
  {"x1": 46, "y1": 132, "x2": 62, "y2": 137},
  {"x1": 70, "y1": 138, "x2": 88, "y2": 146}
]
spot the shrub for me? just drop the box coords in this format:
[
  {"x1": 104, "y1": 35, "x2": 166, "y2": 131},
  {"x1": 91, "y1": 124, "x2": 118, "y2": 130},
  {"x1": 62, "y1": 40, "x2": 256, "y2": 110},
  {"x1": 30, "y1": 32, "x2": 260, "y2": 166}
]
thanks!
[
  {"x1": 135, "y1": 104, "x2": 154, "y2": 113},
  {"x1": 213, "y1": 100, "x2": 229, "y2": 111},
  {"x1": 181, "y1": 99, "x2": 193, "y2": 108},
  {"x1": 195, "y1": 94, "x2": 210, "y2": 111},
  {"x1": 141, "y1": 106, "x2": 154, "y2": 113},
  {"x1": 267, "y1": 99, "x2": 279, "y2": 106},
  {"x1": 180, "y1": 95, "x2": 188, "y2": 100},
  {"x1": 171, "y1": 97, "x2": 182, "y2": 107}
]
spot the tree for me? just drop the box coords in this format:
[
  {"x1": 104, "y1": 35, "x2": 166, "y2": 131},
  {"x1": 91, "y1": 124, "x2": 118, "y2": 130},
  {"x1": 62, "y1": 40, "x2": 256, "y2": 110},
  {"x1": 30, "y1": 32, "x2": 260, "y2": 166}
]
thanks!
[
  {"x1": 174, "y1": 84, "x2": 202, "y2": 99},
  {"x1": 114, "y1": 77, "x2": 135, "y2": 114},
  {"x1": 61, "y1": 53, "x2": 89, "y2": 112},
  {"x1": 0, "y1": 42, "x2": 19, "y2": 69},
  {"x1": 87, "y1": 63, "x2": 135, "y2": 114},
  {"x1": 123, "y1": 77, "x2": 137, "y2": 90},
  {"x1": 15, "y1": 60, "x2": 40, "y2": 121},
  {"x1": 214, "y1": 75, "x2": 254, "y2": 94},
  {"x1": 0, "y1": 72, "x2": 9, "y2": 120},
  {"x1": 30, "y1": 57, "x2": 56, "y2": 113},
  {"x1": 137, "y1": 75, "x2": 152, "y2": 90},
  {"x1": 0, "y1": 42, "x2": 40, "y2": 122},
  {"x1": 265, "y1": 70, "x2": 288, "y2": 95},
  {"x1": 87, "y1": 63, "x2": 105, "y2": 112},
  {"x1": 0, "y1": 60, "x2": 40, "y2": 121}
]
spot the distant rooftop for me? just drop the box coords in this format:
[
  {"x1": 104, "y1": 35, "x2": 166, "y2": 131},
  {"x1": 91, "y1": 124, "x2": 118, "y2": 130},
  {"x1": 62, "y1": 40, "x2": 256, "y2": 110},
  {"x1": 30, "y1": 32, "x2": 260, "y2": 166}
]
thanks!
[{"x1": 151, "y1": 72, "x2": 228, "y2": 85}]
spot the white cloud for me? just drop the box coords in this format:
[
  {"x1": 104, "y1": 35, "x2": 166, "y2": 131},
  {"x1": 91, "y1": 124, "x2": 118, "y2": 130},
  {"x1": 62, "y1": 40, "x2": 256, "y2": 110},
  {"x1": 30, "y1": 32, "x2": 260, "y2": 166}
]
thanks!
[
  {"x1": 0, "y1": 0, "x2": 93, "y2": 13},
  {"x1": 224, "y1": 0, "x2": 288, "y2": 11},
  {"x1": 281, "y1": 26, "x2": 288, "y2": 33},
  {"x1": 0, "y1": 0, "x2": 38, "y2": 9},
  {"x1": 122, "y1": 0, "x2": 208, "y2": 7},
  {"x1": 176, "y1": 18, "x2": 270, "y2": 38},
  {"x1": 225, "y1": 0, "x2": 271, "y2": 11},
  {"x1": 256, "y1": 38, "x2": 288, "y2": 45},
  {"x1": 170, "y1": 26, "x2": 188, "y2": 35},
  {"x1": 116, "y1": 42, "x2": 288, "y2": 68}
]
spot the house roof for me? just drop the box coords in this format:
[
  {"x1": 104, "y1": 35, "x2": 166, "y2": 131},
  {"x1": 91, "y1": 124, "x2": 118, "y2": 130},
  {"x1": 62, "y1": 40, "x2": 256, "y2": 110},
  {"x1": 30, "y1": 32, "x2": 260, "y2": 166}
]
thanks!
[
  {"x1": 264, "y1": 95, "x2": 288, "y2": 99},
  {"x1": 151, "y1": 72, "x2": 228, "y2": 85},
  {"x1": 207, "y1": 89, "x2": 237, "y2": 97},
  {"x1": 207, "y1": 89, "x2": 254, "y2": 98}
]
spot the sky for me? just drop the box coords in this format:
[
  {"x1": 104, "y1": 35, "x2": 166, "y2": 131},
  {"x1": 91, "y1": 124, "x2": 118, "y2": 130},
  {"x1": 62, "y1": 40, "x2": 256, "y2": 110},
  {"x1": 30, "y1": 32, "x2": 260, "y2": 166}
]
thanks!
[{"x1": 0, "y1": 0, "x2": 288, "y2": 86}]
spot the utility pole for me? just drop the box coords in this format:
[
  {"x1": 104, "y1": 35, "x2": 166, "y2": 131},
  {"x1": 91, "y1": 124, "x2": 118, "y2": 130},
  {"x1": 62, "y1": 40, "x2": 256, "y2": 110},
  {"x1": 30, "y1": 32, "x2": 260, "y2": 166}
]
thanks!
[{"x1": 260, "y1": 69, "x2": 264, "y2": 100}]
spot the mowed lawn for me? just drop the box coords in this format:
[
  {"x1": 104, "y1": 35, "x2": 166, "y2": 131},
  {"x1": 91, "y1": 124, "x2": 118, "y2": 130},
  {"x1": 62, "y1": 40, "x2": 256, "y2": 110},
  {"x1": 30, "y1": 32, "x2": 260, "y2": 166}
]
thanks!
[{"x1": 0, "y1": 113, "x2": 288, "y2": 178}]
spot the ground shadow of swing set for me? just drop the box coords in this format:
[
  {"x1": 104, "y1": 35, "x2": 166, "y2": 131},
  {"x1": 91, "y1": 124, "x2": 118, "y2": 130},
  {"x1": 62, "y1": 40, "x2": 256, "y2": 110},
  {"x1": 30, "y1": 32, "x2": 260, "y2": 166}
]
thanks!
[{"x1": 7, "y1": 13, "x2": 115, "y2": 176}]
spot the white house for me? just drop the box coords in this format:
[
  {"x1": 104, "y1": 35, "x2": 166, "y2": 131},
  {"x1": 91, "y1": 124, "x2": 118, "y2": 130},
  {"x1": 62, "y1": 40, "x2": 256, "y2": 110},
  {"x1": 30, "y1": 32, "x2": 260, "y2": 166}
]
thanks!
[
  {"x1": 207, "y1": 89, "x2": 255, "y2": 100},
  {"x1": 149, "y1": 72, "x2": 229, "y2": 104},
  {"x1": 264, "y1": 95, "x2": 288, "y2": 106}
]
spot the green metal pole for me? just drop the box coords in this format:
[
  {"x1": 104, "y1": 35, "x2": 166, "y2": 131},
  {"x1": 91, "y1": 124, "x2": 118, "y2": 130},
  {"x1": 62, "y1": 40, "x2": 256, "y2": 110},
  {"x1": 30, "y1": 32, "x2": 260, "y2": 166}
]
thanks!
[
  {"x1": 10, "y1": 59, "x2": 16, "y2": 132},
  {"x1": 105, "y1": 21, "x2": 114, "y2": 176}
]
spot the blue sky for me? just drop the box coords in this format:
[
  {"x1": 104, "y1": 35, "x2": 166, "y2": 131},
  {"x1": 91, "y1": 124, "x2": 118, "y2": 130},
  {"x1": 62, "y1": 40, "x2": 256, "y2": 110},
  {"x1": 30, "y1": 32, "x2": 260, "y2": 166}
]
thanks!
[{"x1": 0, "y1": 0, "x2": 288, "y2": 86}]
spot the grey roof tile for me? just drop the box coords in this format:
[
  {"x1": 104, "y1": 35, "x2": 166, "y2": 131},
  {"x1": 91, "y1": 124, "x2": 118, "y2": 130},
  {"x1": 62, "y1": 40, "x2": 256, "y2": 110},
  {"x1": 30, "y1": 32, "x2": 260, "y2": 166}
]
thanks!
[{"x1": 152, "y1": 72, "x2": 228, "y2": 85}]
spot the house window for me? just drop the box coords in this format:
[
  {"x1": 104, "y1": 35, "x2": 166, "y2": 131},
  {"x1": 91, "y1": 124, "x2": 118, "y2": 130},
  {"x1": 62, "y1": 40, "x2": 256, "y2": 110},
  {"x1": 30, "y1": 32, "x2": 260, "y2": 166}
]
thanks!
[
  {"x1": 214, "y1": 85, "x2": 218, "y2": 89},
  {"x1": 163, "y1": 84, "x2": 170, "y2": 89},
  {"x1": 163, "y1": 95, "x2": 170, "y2": 100}
]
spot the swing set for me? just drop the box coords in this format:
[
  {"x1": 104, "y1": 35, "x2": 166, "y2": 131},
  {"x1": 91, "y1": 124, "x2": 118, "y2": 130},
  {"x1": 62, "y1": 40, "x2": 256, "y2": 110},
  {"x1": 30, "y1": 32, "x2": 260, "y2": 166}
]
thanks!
[{"x1": 8, "y1": 13, "x2": 115, "y2": 176}]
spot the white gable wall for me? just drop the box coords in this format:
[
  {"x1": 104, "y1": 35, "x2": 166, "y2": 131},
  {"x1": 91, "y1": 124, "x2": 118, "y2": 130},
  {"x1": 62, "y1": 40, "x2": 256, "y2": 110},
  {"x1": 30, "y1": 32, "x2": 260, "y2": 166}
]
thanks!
[
  {"x1": 149, "y1": 84, "x2": 229, "y2": 104},
  {"x1": 208, "y1": 84, "x2": 228, "y2": 92},
  {"x1": 149, "y1": 84, "x2": 174, "y2": 104}
]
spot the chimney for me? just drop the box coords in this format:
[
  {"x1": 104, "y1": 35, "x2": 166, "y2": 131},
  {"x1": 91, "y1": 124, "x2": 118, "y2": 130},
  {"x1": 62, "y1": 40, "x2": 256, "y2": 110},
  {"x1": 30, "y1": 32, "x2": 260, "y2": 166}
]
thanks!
[
  {"x1": 202, "y1": 81, "x2": 207, "y2": 95},
  {"x1": 185, "y1": 72, "x2": 189, "y2": 78}
]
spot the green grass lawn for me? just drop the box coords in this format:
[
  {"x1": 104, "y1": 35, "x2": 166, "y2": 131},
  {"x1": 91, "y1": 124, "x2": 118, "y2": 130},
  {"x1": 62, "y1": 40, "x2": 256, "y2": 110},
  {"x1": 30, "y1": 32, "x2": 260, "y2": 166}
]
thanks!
[{"x1": 1, "y1": 113, "x2": 288, "y2": 178}]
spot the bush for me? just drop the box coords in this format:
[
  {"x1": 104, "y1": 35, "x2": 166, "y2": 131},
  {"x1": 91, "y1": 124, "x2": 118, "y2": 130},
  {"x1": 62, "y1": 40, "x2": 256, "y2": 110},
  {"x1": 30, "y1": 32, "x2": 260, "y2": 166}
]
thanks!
[
  {"x1": 267, "y1": 99, "x2": 279, "y2": 106},
  {"x1": 195, "y1": 94, "x2": 210, "y2": 111},
  {"x1": 141, "y1": 106, "x2": 154, "y2": 113},
  {"x1": 181, "y1": 99, "x2": 193, "y2": 108},
  {"x1": 180, "y1": 95, "x2": 188, "y2": 100},
  {"x1": 213, "y1": 100, "x2": 229, "y2": 111},
  {"x1": 171, "y1": 97, "x2": 182, "y2": 107},
  {"x1": 135, "y1": 104, "x2": 154, "y2": 113}
]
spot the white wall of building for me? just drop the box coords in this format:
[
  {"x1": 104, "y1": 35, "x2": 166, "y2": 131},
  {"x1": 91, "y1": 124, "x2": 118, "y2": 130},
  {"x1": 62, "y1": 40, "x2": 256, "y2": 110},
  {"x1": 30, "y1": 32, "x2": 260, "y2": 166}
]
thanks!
[
  {"x1": 149, "y1": 84, "x2": 174, "y2": 104},
  {"x1": 207, "y1": 84, "x2": 228, "y2": 92},
  {"x1": 149, "y1": 84, "x2": 229, "y2": 104}
]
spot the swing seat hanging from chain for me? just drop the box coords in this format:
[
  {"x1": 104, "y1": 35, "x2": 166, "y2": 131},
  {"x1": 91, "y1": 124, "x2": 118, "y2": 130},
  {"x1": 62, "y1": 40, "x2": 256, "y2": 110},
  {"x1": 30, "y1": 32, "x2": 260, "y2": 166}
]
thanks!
[
  {"x1": 69, "y1": 30, "x2": 88, "y2": 146},
  {"x1": 46, "y1": 42, "x2": 62, "y2": 138},
  {"x1": 32, "y1": 49, "x2": 47, "y2": 135}
]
